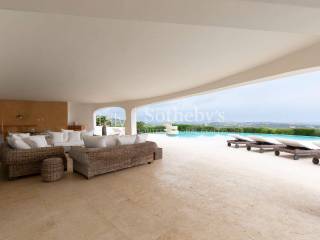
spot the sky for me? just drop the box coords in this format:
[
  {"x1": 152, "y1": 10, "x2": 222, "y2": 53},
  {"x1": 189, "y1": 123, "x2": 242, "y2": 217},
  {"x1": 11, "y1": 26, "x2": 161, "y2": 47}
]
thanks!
[{"x1": 96, "y1": 70, "x2": 320, "y2": 124}]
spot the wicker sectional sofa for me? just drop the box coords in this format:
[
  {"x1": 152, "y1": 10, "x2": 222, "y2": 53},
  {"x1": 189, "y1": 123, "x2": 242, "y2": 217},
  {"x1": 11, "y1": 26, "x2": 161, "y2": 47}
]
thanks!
[
  {"x1": 0, "y1": 144, "x2": 67, "y2": 180},
  {"x1": 70, "y1": 141, "x2": 161, "y2": 179}
]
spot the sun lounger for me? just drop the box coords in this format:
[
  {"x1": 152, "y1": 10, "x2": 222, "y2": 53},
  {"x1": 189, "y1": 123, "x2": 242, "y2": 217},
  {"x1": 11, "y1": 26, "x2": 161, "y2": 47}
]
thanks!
[
  {"x1": 275, "y1": 139, "x2": 320, "y2": 162},
  {"x1": 246, "y1": 136, "x2": 285, "y2": 153},
  {"x1": 312, "y1": 141, "x2": 320, "y2": 164},
  {"x1": 227, "y1": 135, "x2": 254, "y2": 148}
]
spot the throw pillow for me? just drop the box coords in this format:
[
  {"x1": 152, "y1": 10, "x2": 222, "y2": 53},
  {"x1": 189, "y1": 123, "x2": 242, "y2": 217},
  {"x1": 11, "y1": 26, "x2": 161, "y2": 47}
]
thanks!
[
  {"x1": 23, "y1": 136, "x2": 49, "y2": 148},
  {"x1": 13, "y1": 138, "x2": 31, "y2": 149},
  {"x1": 61, "y1": 129, "x2": 73, "y2": 142},
  {"x1": 104, "y1": 135, "x2": 118, "y2": 147},
  {"x1": 48, "y1": 132, "x2": 64, "y2": 144},
  {"x1": 83, "y1": 136, "x2": 107, "y2": 148},
  {"x1": 117, "y1": 135, "x2": 136, "y2": 145},
  {"x1": 9, "y1": 133, "x2": 30, "y2": 138},
  {"x1": 68, "y1": 131, "x2": 82, "y2": 142},
  {"x1": 135, "y1": 134, "x2": 148, "y2": 144}
]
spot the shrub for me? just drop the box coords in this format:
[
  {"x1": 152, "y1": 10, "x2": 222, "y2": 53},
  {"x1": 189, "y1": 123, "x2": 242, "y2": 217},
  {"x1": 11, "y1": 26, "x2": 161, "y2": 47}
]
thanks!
[{"x1": 136, "y1": 122, "x2": 320, "y2": 137}]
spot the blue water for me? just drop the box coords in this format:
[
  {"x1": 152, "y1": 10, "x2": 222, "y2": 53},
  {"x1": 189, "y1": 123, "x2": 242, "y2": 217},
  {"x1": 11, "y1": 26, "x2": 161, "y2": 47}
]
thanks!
[{"x1": 157, "y1": 131, "x2": 320, "y2": 141}]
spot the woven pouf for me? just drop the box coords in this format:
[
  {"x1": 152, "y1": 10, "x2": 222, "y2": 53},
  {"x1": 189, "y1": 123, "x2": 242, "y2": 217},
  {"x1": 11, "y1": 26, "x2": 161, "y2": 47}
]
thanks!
[{"x1": 41, "y1": 158, "x2": 64, "y2": 182}]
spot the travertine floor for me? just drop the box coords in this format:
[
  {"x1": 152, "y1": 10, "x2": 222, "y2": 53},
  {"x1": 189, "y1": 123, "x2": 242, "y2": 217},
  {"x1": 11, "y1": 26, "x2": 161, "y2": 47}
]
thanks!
[{"x1": 1, "y1": 135, "x2": 320, "y2": 240}]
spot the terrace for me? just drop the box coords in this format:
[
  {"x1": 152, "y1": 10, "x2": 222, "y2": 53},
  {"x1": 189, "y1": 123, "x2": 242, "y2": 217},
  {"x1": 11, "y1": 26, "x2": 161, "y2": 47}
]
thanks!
[
  {"x1": 1, "y1": 135, "x2": 320, "y2": 239},
  {"x1": 1, "y1": 1, "x2": 320, "y2": 239}
]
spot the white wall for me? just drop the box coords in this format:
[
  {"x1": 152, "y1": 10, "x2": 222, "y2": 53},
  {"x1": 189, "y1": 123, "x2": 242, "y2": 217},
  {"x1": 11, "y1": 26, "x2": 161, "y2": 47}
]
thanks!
[{"x1": 68, "y1": 102, "x2": 96, "y2": 131}]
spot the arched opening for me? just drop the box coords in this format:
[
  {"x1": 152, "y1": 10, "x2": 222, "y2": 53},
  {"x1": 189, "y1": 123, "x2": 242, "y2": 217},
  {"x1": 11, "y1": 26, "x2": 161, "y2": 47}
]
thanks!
[{"x1": 94, "y1": 107, "x2": 126, "y2": 136}]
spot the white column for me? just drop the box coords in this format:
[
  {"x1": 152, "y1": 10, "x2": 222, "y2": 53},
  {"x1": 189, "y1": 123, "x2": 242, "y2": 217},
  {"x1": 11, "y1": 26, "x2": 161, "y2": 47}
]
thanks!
[{"x1": 125, "y1": 107, "x2": 137, "y2": 135}]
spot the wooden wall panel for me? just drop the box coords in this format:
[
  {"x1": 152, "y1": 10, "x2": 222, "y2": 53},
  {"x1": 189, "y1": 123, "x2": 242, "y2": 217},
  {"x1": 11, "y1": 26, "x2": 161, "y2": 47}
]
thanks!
[{"x1": 0, "y1": 100, "x2": 67, "y2": 135}]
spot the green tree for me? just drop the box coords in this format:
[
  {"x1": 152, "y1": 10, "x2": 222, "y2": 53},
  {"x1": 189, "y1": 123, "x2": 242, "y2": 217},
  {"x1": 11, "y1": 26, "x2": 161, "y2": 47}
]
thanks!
[{"x1": 96, "y1": 115, "x2": 112, "y2": 126}]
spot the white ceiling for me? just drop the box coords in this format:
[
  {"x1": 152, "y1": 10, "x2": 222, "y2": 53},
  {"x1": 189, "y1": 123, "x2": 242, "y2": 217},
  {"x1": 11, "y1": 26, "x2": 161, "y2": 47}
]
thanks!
[{"x1": 0, "y1": 1, "x2": 319, "y2": 103}]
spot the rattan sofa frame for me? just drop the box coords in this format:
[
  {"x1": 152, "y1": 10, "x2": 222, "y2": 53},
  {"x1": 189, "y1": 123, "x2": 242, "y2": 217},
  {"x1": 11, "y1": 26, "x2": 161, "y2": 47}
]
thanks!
[
  {"x1": 1, "y1": 144, "x2": 67, "y2": 180},
  {"x1": 70, "y1": 141, "x2": 162, "y2": 179}
]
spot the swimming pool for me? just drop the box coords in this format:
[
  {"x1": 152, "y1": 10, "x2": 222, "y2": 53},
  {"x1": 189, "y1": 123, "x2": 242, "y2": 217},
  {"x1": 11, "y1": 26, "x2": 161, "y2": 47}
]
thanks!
[{"x1": 157, "y1": 131, "x2": 320, "y2": 141}]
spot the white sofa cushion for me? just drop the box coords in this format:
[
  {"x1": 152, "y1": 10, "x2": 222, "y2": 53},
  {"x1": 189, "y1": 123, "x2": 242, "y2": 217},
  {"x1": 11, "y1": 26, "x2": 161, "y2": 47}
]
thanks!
[
  {"x1": 135, "y1": 134, "x2": 148, "y2": 144},
  {"x1": 81, "y1": 131, "x2": 94, "y2": 139},
  {"x1": 117, "y1": 135, "x2": 136, "y2": 145},
  {"x1": 83, "y1": 136, "x2": 107, "y2": 148},
  {"x1": 54, "y1": 141, "x2": 84, "y2": 147},
  {"x1": 68, "y1": 131, "x2": 82, "y2": 142},
  {"x1": 61, "y1": 129, "x2": 73, "y2": 142},
  {"x1": 48, "y1": 132, "x2": 64, "y2": 144},
  {"x1": 104, "y1": 135, "x2": 118, "y2": 147},
  {"x1": 23, "y1": 136, "x2": 49, "y2": 148}
]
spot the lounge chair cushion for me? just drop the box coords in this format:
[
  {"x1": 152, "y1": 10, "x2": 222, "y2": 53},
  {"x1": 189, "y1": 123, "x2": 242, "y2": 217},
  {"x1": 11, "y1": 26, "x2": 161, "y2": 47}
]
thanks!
[
  {"x1": 313, "y1": 141, "x2": 320, "y2": 147},
  {"x1": 249, "y1": 136, "x2": 281, "y2": 145},
  {"x1": 230, "y1": 134, "x2": 253, "y2": 142},
  {"x1": 277, "y1": 139, "x2": 320, "y2": 150}
]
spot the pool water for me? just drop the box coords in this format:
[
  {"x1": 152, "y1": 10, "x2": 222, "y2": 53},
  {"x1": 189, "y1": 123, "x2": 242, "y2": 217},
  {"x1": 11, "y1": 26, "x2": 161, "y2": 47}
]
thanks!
[{"x1": 156, "y1": 131, "x2": 320, "y2": 141}]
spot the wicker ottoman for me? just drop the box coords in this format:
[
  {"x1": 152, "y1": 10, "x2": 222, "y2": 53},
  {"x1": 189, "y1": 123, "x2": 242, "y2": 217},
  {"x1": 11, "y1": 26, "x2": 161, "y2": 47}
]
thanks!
[{"x1": 41, "y1": 158, "x2": 64, "y2": 182}]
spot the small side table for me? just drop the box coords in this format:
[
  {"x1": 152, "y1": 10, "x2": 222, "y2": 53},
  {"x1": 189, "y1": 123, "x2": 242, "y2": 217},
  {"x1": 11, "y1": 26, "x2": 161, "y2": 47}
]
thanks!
[
  {"x1": 41, "y1": 158, "x2": 64, "y2": 182},
  {"x1": 154, "y1": 148, "x2": 163, "y2": 160}
]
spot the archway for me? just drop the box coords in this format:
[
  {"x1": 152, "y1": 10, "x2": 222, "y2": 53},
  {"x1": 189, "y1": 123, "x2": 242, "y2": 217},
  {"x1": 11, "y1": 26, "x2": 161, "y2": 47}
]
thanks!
[{"x1": 94, "y1": 107, "x2": 126, "y2": 136}]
